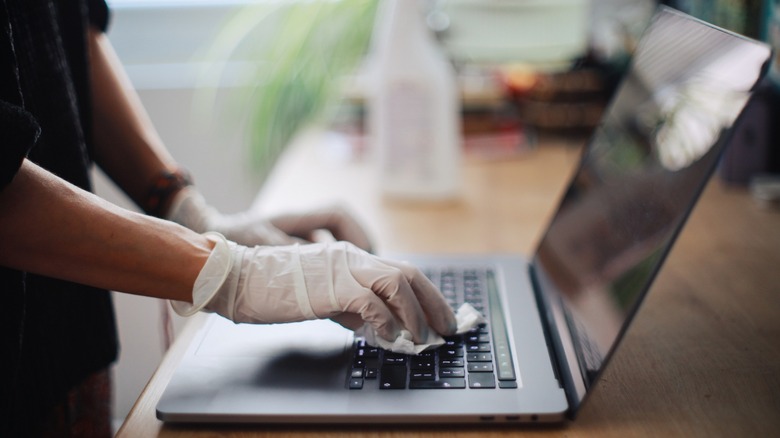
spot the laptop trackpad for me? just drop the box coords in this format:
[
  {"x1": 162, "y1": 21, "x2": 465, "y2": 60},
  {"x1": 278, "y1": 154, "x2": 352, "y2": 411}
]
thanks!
[{"x1": 195, "y1": 317, "x2": 353, "y2": 390}]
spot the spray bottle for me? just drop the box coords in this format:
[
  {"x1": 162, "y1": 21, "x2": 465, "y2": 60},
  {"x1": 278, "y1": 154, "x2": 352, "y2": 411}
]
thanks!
[{"x1": 368, "y1": 0, "x2": 462, "y2": 201}]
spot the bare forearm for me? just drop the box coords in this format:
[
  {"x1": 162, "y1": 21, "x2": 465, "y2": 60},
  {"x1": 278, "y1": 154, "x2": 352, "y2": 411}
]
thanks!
[
  {"x1": 0, "y1": 160, "x2": 211, "y2": 301},
  {"x1": 88, "y1": 27, "x2": 178, "y2": 210}
]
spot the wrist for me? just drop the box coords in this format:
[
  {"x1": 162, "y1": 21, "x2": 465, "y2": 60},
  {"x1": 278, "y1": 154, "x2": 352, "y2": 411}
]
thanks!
[
  {"x1": 143, "y1": 168, "x2": 192, "y2": 218},
  {"x1": 164, "y1": 186, "x2": 217, "y2": 234}
]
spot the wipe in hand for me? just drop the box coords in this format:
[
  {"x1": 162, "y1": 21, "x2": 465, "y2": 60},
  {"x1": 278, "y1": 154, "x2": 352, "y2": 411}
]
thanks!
[{"x1": 354, "y1": 303, "x2": 486, "y2": 355}]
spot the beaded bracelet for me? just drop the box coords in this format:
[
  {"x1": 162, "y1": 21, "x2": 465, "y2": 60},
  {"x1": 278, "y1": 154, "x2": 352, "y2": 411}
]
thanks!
[{"x1": 144, "y1": 168, "x2": 193, "y2": 217}]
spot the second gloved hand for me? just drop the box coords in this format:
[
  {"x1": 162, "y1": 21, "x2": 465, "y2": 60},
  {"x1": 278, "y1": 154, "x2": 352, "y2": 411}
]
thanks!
[
  {"x1": 166, "y1": 187, "x2": 372, "y2": 250},
  {"x1": 172, "y1": 233, "x2": 456, "y2": 344}
]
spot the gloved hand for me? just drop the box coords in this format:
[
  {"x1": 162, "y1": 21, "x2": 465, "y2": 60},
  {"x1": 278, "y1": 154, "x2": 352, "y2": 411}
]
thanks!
[
  {"x1": 171, "y1": 233, "x2": 457, "y2": 344},
  {"x1": 166, "y1": 187, "x2": 372, "y2": 251}
]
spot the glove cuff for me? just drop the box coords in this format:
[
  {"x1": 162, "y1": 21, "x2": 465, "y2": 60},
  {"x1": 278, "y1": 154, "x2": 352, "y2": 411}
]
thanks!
[{"x1": 170, "y1": 232, "x2": 234, "y2": 317}]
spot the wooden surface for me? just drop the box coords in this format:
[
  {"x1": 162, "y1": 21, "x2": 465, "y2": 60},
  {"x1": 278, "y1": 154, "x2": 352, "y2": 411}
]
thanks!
[{"x1": 117, "y1": 132, "x2": 780, "y2": 437}]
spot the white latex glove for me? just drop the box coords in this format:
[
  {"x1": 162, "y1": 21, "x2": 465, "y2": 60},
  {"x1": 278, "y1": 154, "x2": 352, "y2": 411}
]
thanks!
[
  {"x1": 166, "y1": 187, "x2": 372, "y2": 251},
  {"x1": 172, "y1": 233, "x2": 457, "y2": 344}
]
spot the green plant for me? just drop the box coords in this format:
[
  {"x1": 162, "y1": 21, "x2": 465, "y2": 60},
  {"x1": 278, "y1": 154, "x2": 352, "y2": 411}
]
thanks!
[{"x1": 197, "y1": 0, "x2": 378, "y2": 178}]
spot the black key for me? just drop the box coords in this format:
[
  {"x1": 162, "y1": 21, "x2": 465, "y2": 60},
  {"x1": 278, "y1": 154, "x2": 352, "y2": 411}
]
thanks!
[
  {"x1": 466, "y1": 327, "x2": 487, "y2": 336},
  {"x1": 410, "y1": 371, "x2": 435, "y2": 380},
  {"x1": 443, "y1": 338, "x2": 463, "y2": 348},
  {"x1": 410, "y1": 357, "x2": 434, "y2": 370},
  {"x1": 465, "y1": 334, "x2": 491, "y2": 344},
  {"x1": 383, "y1": 353, "x2": 407, "y2": 366},
  {"x1": 443, "y1": 335, "x2": 463, "y2": 344},
  {"x1": 380, "y1": 366, "x2": 407, "y2": 389},
  {"x1": 465, "y1": 344, "x2": 491, "y2": 353},
  {"x1": 468, "y1": 362, "x2": 494, "y2": 373},
  {"x1": 499, "y1": 380, "x2": 518, "y2": 389},
  {"x1": 468, "y1": 373, "x2": 496, "y2": 388},
  {"x1": 467, "y1": 353, "x2": 492, "y2": 362},
  {"x1": 350, "y1": 369, "x2": 364, "y2": 378},
  {"x1": 467, "y1": 324, "x2": 489, "y2": 334},
  {"x1": 439, "y1": 358, "x2": 464, "y2": 367},
  {"x1": 365, "y1": 368, "x2": 378, "y2": 379},
  {"x1": 349, "y1": 378, "x2": 363, "y2": 389},
  {"x1": 438, "y1": 348, "x2": 464, "y2": 358},
  {"x1": 410, "y1": 378, "x2": 466, "y2": 389},
  {"x1": 439, "y1": 367, "x2": 465, "y2": 378}
]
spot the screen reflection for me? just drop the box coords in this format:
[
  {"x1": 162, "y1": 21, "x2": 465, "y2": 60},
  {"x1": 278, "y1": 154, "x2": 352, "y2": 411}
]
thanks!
[{"x1": 533, "y1": 8, "x2": 770, "y2": 387}]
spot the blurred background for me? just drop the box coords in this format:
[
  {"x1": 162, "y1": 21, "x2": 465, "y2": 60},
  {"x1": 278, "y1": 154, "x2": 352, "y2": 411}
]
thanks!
[{"x1": 98, "y1": 0, "x2": 779, "y2": 430}]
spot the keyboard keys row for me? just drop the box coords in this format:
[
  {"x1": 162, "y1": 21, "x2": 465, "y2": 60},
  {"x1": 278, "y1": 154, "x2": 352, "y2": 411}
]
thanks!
[
  {"x1": 349, "y1": 335, "x2": 511, "y2": 390},
  {"x1": 348, "y1": 267, "x2": 516, "y2": 391}
]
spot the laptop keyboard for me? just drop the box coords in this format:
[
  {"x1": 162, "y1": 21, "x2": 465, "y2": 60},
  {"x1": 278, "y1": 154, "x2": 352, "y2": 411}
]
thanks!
[{"x1": 347, "y1": 267, "x2": 518, "y2": 390}]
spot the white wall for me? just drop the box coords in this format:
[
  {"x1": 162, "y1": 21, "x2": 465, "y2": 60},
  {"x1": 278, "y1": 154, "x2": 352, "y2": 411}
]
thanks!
[{"x1": 97, "y1": 1, "x2": 263, "y2": 426}]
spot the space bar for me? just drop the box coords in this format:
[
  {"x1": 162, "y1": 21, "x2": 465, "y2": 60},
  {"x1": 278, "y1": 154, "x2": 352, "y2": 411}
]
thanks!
[{"x1": 409, "y1": 378, "x2": 466, "y2": 389}]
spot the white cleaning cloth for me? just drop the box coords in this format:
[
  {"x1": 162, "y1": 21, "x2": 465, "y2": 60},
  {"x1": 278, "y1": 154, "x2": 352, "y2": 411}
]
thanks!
[{"x1": 354, "y1": 303, "x2": 487, "y2": 355}]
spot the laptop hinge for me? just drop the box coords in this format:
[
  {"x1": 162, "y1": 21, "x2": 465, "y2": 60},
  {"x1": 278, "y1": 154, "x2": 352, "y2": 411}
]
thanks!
[{"x1": 528, "y1": 262, "x2": 586, "y2": 418}]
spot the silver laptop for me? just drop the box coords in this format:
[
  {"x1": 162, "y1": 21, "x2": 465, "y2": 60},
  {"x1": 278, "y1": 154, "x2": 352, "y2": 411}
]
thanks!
[{"x1": 156, "y1": 7, "x2": 771, "y2": 424}]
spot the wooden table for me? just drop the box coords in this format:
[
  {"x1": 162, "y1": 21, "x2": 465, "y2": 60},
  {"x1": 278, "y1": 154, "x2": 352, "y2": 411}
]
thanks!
[{"x1": 117, "y1": 132, "x2": 780, "y2": 437}]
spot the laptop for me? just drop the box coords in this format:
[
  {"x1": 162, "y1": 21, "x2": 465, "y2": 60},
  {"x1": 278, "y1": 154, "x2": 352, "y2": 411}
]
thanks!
[{"x1": 156, "y1": 7, "x2": 771, "y2": 424}]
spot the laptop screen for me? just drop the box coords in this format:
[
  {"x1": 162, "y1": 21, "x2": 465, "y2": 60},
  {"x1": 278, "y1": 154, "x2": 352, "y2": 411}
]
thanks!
[{"x1": 532, "y1": 7, "x2": 770, "y2": 407}]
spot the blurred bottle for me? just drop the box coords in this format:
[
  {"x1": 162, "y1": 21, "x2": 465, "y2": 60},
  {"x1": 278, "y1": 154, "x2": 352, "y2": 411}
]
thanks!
[{"x1": 367, "y1": 0, "x2": 462, "y2": 201}]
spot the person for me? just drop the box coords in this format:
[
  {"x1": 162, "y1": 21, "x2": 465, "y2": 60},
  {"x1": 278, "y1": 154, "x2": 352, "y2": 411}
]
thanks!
[{"x1": 0, "y1": 0, "x2": 456, "y2": 435}]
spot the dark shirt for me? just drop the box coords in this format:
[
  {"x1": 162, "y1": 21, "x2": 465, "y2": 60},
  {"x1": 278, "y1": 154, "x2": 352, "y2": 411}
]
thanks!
[{"x1": 0, "y1": 0, "x2": 118, "y2": 434}]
